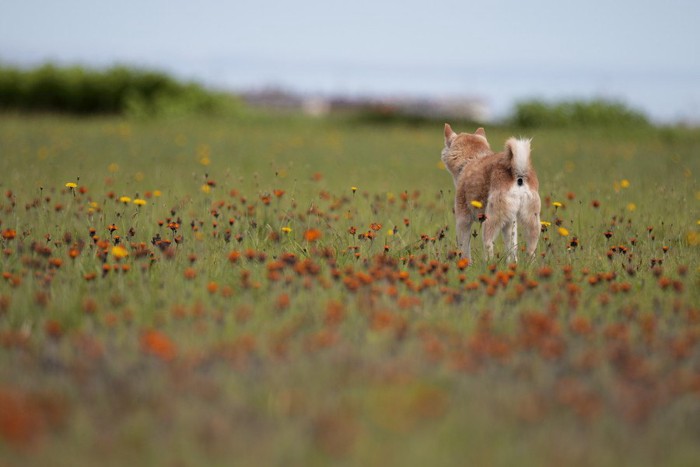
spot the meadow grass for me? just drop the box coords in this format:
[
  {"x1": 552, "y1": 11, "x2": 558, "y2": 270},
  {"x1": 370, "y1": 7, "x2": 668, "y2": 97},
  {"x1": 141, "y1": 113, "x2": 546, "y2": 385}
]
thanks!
[{"x1": 0, "y1": 113, "x2": 699, "y2": 466}]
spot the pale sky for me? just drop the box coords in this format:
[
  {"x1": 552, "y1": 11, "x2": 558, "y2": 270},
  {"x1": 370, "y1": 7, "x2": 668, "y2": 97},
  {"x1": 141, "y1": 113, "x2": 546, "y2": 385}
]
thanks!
[{"x1": 1, "y1": 0, "x2": 699, "y2": 122}]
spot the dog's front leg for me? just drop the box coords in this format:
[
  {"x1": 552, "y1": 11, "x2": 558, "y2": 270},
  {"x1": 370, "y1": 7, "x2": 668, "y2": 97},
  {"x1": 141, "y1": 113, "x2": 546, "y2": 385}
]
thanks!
[{"x1": 455, "y1": 213, "x2": 473, "y2": 262}]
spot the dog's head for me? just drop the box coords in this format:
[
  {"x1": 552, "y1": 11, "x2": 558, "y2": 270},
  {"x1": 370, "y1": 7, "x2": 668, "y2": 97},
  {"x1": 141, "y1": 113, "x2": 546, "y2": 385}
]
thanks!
[{"x1": 441, "y1": 124, "x2": 492, "y2": 181}]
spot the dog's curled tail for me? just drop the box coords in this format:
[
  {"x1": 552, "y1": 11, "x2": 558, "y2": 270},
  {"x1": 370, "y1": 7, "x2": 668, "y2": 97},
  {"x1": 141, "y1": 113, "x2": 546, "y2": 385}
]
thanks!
[{"x1": 505, "y1": 137, "x2": 532, "y2": 178}]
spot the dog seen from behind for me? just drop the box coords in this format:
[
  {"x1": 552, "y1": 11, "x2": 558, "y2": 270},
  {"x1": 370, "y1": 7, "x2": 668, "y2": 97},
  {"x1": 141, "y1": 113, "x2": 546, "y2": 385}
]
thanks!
[{"x1": 441, "y1": 124, "x2": 541, "y2": 264}]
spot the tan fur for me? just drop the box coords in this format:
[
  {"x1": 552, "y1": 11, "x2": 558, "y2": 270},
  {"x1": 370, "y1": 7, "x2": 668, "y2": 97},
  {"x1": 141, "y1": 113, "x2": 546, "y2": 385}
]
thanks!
[
  {"x1": 441, "y1": 124, "x2": 492, "y2": 185},
  {"x1": 442, "y1": 124, "x2": 541, "y2": 263}
]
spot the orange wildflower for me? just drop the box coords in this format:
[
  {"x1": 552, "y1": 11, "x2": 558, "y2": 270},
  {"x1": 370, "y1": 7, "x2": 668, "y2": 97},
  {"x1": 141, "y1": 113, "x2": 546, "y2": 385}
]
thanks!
[
  {"x1": 44, "y1": 320, "x2": 63, "y2": 339},
  {"x1": 275, "y1": 293, "x2": 291, "y2": 311},
  {"x1": 140, "y1": 330, "x2": 177, "y2": 361},
  {"x1": 0, "y1": 386, "x2": 45, "y2": 446},
  {"x1": 324, "y1": 300, "x2": 345, "y2": 326},
  {"x1": 303, "y1": 228, "x2": 322, "y2": 242},
  {"x1": 570, "y1": 316, "x2": 593, "y2": 336},
  {"x1": 183, "y1": 267, "x2": 197, "y2": 280}
]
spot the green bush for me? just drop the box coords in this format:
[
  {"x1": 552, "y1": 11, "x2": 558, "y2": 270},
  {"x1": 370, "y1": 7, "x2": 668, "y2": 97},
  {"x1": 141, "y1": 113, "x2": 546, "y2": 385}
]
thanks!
[
  {"x1": 511, "y1": 99, "x2": 650, "y2": 128},
  {"x1": 0, "y1": 64, "x2": 239, "y2": 117}
]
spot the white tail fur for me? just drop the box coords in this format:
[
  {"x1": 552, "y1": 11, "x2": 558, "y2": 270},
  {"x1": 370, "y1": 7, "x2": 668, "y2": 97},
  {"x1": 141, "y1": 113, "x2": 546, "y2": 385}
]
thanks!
[{"x1": 506, "y1": 138, "x2": 531, "y2": 177}]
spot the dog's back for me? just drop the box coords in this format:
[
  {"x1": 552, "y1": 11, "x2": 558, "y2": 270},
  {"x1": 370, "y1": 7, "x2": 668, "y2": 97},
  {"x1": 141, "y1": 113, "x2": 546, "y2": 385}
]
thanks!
[{"x1": 456, "y1": 138, "x2": 537, "y2": 207}]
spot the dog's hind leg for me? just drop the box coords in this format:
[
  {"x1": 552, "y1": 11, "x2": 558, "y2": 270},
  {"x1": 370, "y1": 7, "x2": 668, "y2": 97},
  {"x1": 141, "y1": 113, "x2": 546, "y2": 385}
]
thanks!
[
  {"x1": 520, "y1": 193, "x2": 542, "y2": 260},
  {"x1": 501, "y1": 220, "x2": 518, "y2": 264},
  {"x1": 522, "y1": 215, "x2": 540, "y2": 259},
  {"x1": 482, "y1": 216, "x2": 503, "y2": 262}
]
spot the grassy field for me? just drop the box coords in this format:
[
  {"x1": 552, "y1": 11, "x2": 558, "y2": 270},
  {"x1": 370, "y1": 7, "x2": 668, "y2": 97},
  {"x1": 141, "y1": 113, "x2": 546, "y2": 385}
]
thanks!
[{"x1": 1, "y1": 113, "x2": 699, "y2": 466}]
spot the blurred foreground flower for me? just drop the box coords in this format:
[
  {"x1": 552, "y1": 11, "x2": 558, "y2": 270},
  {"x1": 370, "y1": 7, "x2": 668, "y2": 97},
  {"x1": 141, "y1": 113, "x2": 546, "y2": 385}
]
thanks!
[
  {"x1": 558, "y1": 227, "x2": 570, "y2": 237},
  {"x1": 140, "y1": 330, "x2": 177, "y2": 361},
  {"x1": 304, "y1": 229, "x2": 322, "y2": 242},
  {"x1": 688, "y1": 231, "x2": 700, "y2": 246},
  {"x1": 470, "y1": 200, "x2": 483, "y2": 209}
]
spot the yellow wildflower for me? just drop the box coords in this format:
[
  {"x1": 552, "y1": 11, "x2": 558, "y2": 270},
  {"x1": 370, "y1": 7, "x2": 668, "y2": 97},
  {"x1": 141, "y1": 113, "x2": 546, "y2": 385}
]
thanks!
[
  {"x1": 688, "y1": 231, "x2": 700, "y2": 246},
  {"x1": 65, "y1": 182, "x2": 78, "y2": 189},
  {"x1": 119, "y1": 196, "x2": 131, "y2": 204},
  {"x1": 281, "y1": 226, "x2": 292, "y2": 234},
  {"x1": 470, "y1": 200, "x2": 483, "y2": 209},
  {"x1": 111, "y1": 245, "x2": 129, "y2": 259},
  {"x1": 133, "y1": 199, "x2": 147, "y2": 206},
  {"x1": 557, "y1": 227, "x2": 570, "y2": 237}
]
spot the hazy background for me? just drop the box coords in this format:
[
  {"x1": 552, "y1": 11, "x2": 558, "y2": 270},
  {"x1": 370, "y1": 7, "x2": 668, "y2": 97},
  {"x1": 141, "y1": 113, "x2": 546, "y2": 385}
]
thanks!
[{"x1": 1, "y1": 0, "x2": 699, "y2": 123}]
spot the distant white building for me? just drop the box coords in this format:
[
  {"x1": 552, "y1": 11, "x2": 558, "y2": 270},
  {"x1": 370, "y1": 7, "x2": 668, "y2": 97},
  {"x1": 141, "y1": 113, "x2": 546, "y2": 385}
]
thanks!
[{"x1": 241, "y1": 88, "x2": 490, "y2": 122}]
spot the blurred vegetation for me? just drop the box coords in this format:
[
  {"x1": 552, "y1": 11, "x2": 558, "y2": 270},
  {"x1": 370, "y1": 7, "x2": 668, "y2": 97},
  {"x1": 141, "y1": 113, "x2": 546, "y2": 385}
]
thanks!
[
  {"x1": 0, "y1": 64, "x2": 658, "y2": 128},
  {"x1": 0, "y1": 64, "x2": 239, "y2": 117},
  {"x1": 511, "y1": 99, "x2": 650, "y2": 128}
]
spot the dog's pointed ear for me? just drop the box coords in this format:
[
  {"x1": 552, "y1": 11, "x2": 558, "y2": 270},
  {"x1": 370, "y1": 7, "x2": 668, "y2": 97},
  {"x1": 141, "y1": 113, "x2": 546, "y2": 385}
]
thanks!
[
  {"x1": 475, "y1": 127, "x2": 486, "y2": 138},
  {"x1": 444, "y1": 123, "x2": 457, "y2": 147}
]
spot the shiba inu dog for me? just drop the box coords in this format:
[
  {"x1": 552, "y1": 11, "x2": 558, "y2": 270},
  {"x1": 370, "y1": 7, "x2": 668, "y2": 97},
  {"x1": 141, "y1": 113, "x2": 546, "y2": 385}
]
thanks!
[{"x1": 442, "y1": 124, "x2": 541, "y2": 264}]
